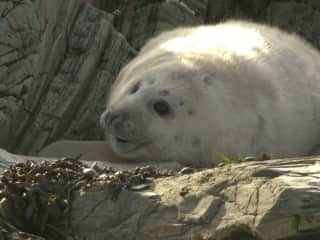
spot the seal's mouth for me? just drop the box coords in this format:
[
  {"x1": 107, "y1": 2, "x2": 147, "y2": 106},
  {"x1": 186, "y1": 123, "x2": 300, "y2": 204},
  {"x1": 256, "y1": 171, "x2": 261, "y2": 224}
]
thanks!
[
  {"x1": 115, "y1": 136, "x2": 129, "y2": 144},
  {"x1": 109, "y1": 134, "x2": 150, "y2": 154}
]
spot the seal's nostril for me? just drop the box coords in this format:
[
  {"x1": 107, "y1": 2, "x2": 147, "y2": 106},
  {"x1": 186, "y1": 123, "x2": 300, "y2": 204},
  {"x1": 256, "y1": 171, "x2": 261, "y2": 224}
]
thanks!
[
  {"x1": 103, "y1": 110, "x2": 122, "y2": 128},
  {"x1": 100, "y1": 110, "x2": 120, "y2": 129},
  {"x1": 109, "y1": 114, "x2": 120, "y2": 125},
  {"x1": 101, "y1": 110, "x2": 131, "y2": 132}
]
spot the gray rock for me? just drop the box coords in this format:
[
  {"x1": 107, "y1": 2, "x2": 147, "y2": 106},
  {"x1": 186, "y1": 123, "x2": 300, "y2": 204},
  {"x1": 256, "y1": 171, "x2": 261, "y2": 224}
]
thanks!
[
  {"x1": 0, "y1": 1, "x2": 135, "y2": 155},
  {"x1": 1, "y1": 149, "x2": 320, "y2": 239},
  {"x1": 179, "y1": 167, "x2": 195, "y2": 175}
]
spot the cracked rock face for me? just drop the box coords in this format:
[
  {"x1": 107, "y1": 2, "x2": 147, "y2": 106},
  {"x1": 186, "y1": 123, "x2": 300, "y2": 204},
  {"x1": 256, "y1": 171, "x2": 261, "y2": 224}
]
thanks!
[
  {"x1": 1, "y1": 0, "x2": 320, "y2": 157},
  {"x1": 0, "y1": 0, "x2": 135, "y2": 154},
  {"x1": 70, "y1": 158, "x2": 320, "y2": 240}
]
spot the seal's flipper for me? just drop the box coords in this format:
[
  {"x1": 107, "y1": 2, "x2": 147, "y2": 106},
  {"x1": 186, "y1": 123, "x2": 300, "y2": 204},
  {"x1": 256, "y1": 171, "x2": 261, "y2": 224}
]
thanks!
[
  {"x1": 38, "y1": 140, "x2": 122, "y2": 162},
  {"x1": 38, "y1": 140, "x2": 183, "y2": 169}
]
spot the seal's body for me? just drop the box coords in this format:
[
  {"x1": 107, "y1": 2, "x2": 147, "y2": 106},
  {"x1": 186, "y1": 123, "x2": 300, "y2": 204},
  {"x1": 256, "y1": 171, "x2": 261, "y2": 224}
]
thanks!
[{"x1": 100, "y1": 20, "x2": 320, "y2": 167}]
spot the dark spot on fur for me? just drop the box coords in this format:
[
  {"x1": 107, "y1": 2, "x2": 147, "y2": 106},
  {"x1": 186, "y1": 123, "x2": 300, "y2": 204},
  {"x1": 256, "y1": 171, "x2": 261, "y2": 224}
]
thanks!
[
  {"x1": 203, "y1": 76, "x2": 213, "y2": 85},
  {"x1": 192, "y1": 137, "x2": 201, "y2": 146},
  {"x1": 258, "y1": 115, "x2": 265, "y2": 131},
  {"x1": 148, "y1": 79, "x2": 155, "y2": 85},
  {"x1": 159, "y1": 90, "x2": 170, "y2": 96},
  {"x1": 174, "y1": 135, "x2": 181, "y2": 142},
  {"x1": 130, "y1": 82, "x2": 140, "y2": 94},
  {"x1": 179, "y1": 101, "x2": 184, "y2": 106},
  {"x1": 187, "y1": 109, "x2": 194, "y2": 116}
]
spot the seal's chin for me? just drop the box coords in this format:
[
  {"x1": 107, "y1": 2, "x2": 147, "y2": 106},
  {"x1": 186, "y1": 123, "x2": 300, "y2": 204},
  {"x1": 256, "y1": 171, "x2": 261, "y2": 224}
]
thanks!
[{"x1": 109, "y1": 135, "x2": 149, "y2": 155}]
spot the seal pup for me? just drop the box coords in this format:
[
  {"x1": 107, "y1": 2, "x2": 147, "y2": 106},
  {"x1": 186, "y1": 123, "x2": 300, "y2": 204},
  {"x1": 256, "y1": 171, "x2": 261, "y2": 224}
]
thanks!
[{"x1": 100, "y1": 20, "x2": 320, "y2": 167}]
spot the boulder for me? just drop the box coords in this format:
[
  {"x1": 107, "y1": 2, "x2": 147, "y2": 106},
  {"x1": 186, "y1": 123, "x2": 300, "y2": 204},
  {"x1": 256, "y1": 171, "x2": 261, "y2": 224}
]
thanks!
[{"x1": 0, "y1": 149, "x2": 320, "y2": 239}]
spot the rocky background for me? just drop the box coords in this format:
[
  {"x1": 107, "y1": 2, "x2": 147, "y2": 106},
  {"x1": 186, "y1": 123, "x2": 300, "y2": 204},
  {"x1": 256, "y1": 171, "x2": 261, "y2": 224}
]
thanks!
[{"x1": 1, "y1": 0, "x2": 320, "y2": 155}]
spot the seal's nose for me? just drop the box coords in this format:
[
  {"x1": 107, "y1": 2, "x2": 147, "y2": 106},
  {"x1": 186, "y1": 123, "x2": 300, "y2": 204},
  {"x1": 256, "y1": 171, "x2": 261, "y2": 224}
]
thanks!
[
  {"x1": 100, "y1": 110, "x2": 122, "y2": 129},
  {"x1": 100, "y1": 110, "x2": 112, "y2": 129},
  {"x1": 109, "y1": 113, "x2": 121, "y2": 127}
]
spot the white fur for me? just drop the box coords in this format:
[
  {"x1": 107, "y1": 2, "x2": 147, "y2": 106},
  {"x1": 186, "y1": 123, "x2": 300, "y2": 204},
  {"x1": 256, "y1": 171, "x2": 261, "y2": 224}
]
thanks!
[{"x1": 103, "y1": 20, "x2": 320, "y2": 167}]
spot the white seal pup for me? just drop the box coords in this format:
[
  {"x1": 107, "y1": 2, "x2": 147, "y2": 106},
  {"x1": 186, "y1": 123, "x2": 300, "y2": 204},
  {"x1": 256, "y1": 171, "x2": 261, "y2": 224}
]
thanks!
[{"x1": 100, "y1": 20, "x2": 320, "y2": 167}]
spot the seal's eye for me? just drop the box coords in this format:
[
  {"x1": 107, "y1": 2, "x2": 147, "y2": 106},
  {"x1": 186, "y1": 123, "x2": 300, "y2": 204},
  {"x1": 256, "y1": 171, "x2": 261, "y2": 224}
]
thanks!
[
  {"x1": 129, "y1": 82, "x2": 140, "y2": 94},
  {"x1": 153, "y1": 100, "x2": 171, "y2": 116}
]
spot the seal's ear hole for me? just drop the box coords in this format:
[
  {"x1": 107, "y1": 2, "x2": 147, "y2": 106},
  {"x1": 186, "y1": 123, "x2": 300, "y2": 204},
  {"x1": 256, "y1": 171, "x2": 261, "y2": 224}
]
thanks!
[
  {"x1": 153, "y1": 100, "x2": 172, "y2": 117},
  {"x1": 129, "y1": 82, "x2": 140, "y2": 94}
]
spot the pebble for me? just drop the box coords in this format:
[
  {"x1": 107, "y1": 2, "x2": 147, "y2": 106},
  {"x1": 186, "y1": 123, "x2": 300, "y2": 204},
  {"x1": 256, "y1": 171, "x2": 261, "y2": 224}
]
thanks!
[
  {"x1": 82, "y1": 168, "x2": 97, "y2": 178},
  {"x1": 179, "y1": 167, "x2": 195, "y2": 175},
  {"x1": 130, "y1": 184, "x2": 150, "y2": 191},
  {"x1": 243, "y1": 156, "x2": 258, "y2": 162}
]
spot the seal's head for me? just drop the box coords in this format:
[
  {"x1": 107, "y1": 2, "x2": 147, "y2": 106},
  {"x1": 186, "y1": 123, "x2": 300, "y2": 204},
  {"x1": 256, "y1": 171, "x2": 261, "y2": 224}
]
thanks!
[{"x1": 100, "y1": 57, "x2": 214, "y2": 166}]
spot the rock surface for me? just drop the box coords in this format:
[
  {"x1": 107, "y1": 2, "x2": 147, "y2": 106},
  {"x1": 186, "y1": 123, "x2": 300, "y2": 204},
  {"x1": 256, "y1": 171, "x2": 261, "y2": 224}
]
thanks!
[
  {"x1": 1, "y1": 0, "x2": 320, "y2": 155},
  {"x1": 0, "y1": 149, "x2": 320, "y2": 239}
]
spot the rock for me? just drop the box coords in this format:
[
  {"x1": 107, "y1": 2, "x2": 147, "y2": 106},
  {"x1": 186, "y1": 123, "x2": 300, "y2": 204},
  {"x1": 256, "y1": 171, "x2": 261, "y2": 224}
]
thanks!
[
  {"x1": 130, "y1": 184, "x2": 150, "y2": 191},
  {"x1": 179, "y1": 167, "x2": 195, "y2": 175},
  {"x1": 0, "y1": 0, "x2": 135, "y2": 155},
  {"x1": 243, "y1": 156, "x2": 258, "y2": 162},
  {"x1": 83, "y1": 168, "x2": 97, "y2": 178},
  {"x1": 1, "y1": 149, "x2": 320, "y2": 239},
  {"x1": 178, "y1": 195, "x2": 222, "y2": 224},
  {"x1": 141, "y1": 223, "x2": 186, "y2": 238}
]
